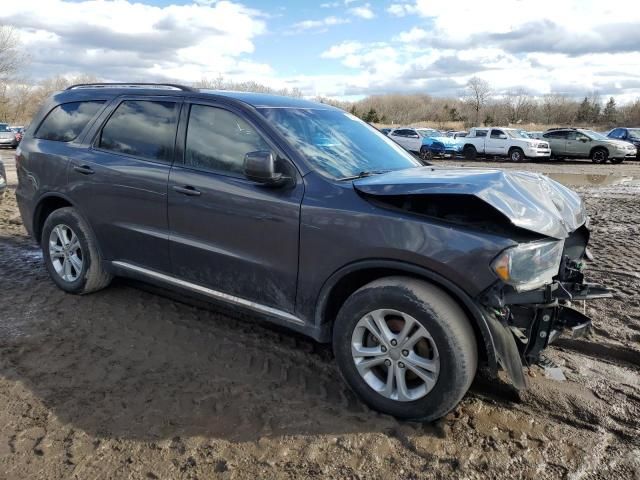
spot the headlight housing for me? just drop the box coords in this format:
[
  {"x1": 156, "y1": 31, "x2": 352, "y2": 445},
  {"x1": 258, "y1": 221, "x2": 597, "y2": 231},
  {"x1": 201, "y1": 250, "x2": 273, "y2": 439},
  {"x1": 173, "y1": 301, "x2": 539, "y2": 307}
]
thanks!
[{"x1": 491, "y1": 240, "x2": 564, "y2": 292}]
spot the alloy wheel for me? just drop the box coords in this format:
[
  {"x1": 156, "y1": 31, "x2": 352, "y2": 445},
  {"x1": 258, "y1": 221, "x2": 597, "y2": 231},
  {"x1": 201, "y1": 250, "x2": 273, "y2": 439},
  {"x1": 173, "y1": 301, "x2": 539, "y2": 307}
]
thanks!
[
  {"x1": 49, "y1": 224, "x2": 83, "y2": 282},
  {"x1": 351, "y1": 309, "x2": 440, "y2": 402}
]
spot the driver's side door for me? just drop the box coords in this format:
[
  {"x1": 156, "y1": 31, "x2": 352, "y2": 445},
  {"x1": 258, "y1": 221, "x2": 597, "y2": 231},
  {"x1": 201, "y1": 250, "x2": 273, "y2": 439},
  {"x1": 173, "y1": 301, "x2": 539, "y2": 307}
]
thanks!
[{"x1": 167, "y1": 101, "x2": 303, "y2": 313}]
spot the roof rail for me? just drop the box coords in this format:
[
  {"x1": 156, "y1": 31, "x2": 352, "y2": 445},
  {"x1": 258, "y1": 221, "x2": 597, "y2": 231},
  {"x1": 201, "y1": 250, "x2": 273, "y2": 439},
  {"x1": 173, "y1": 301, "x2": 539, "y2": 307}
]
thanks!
[{"x1": 65, "y1": 83, "x2": 196, "y2": 92}]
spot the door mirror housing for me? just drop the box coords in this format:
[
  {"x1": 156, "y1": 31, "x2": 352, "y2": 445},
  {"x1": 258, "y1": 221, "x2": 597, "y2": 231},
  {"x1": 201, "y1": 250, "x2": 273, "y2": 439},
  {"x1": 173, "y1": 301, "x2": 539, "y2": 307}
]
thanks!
[
  {"x1": 579, "y1": 137, "x2": 589, "y2": 142},
  {"x1": 244, "y1": 151, "x2": 286, "y2": 186},
  {"x1": 498, "y1": 134, "x2": 507, "y2": 140}
]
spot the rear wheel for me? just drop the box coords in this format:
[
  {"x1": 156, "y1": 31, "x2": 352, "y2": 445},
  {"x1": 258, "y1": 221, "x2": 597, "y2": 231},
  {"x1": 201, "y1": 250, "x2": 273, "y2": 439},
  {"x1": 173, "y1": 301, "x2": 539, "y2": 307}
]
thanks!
[
  {"x1": 591, "y1": 147, "x2": 608, "y2": 164},
  {"x1": 463, "y1": 145, "x2": 477, "y2": 160},
  {"x1": 41, "y1": 207, "x2": 112, "y2": 294},
  {"x1": 332, "y1": 277, "x2": 478, "y2": 421}
]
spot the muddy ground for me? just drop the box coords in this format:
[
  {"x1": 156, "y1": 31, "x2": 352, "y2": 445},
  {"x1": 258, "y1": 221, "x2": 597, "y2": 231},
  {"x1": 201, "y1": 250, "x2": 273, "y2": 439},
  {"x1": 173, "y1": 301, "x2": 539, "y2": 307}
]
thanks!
[{"x1": 1, "y1": 153, "x2": 639, "y2": 479}]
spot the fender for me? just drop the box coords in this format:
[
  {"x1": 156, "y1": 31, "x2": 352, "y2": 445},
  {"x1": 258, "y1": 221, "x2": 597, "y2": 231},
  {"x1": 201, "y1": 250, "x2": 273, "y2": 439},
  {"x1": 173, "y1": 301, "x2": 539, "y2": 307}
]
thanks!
[
  {"x1": 32, "y1": 191, "x2": 78, "y2": 240},
  {"x1": 313, "y1": 259, "x2": 527, "y2": 388}
]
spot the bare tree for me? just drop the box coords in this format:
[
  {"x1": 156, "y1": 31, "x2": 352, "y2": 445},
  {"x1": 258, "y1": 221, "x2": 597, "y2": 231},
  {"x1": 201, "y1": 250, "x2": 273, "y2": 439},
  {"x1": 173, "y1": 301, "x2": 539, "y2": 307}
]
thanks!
[
  {"x1": 464, "y1": 77, "x2": 491, "y2": 126},
  {"x1": 505, "y1": 88, "x2": 534, "y2": 124},
  {"x1": 0, "y1": 26, "x2": 23, "y2": 83}
]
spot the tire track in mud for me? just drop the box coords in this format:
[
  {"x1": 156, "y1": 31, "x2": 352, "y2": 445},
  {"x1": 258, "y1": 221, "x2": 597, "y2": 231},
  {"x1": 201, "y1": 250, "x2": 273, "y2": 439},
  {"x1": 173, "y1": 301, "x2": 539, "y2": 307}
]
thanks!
[{"x1": 1, "y1": 175, "x2": 640, "y2": 479}]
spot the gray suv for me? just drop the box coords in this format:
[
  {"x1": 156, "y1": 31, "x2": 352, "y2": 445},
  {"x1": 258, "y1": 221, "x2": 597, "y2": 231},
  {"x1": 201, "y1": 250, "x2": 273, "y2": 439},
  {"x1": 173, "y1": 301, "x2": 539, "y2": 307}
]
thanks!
[
  {"x1": 16, "y1": 84, "x2": 610, "y2": 421},
  {"x1": 543, "y1": 127, "x2": 637, "y2": 163}
]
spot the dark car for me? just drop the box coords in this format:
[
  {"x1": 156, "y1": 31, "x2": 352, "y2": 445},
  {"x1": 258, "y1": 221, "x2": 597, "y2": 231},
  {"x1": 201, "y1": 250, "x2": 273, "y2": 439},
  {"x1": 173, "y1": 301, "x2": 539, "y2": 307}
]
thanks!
[
  {"x1": 15, "y1": 83, "x2": 609, "y2": 421},
  {"x1": 379, "y1": 127, "x2": 391, "y2": 135},
  {"x1": 607, "y1": 127, "x2": 640, "y2": 160}
]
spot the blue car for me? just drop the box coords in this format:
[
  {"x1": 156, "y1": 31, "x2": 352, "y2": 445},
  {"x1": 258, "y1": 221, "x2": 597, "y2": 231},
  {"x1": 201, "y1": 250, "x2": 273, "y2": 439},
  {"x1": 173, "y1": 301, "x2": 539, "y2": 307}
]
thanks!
[
  {"x1": 607, "y1": 127, "x2": 640, "y2": 160},
  {"x1": 419, "y1": 135, "x2": 463, "y2": 160}
]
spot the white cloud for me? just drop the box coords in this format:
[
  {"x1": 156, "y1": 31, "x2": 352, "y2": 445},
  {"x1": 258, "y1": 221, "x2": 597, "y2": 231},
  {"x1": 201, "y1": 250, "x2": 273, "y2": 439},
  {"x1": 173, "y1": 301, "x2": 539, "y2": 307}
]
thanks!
[
  {"x1": 0, "y1": 0, "x2": 270, "y2": 83},
  {"x1": 321, "y1": 41, "x2": 363, "y2": 59},
  {"x1": 349, "y1": 4, "x2": 375, "y2": 19},
  {"x1": 290, "y1": 15, "x2": 350, "y2": 33},
  {"x1": 387, "y1": 3, "x2": 419, "y2": 17}
]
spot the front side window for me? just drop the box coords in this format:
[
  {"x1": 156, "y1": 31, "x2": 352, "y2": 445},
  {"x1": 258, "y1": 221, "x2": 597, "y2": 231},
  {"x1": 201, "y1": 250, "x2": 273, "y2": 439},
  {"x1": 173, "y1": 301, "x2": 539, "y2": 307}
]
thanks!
[
  {"x1": 98, "y1": 100, "x2": 178, "y2": 162},
  {"x1": 490, "y1": 129, "x2": 505, "y2": 138},
  {"x1": 36, "y1": 101, "x2": 105, "y2": 142},
  {"x1": 259, "y1": 108, "x2": 420, "y2": 179},
  {"x1": 185, "y1": 104, "x2": 270, "y2": 175}
]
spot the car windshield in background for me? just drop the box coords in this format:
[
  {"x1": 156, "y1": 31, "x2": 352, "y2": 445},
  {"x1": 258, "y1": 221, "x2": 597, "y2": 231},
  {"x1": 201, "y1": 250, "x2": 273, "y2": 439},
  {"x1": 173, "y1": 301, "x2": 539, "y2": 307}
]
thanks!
[
  {"x1": 506, "y1": 129, "x2": 529, "y2": 139},
  {"x1": 258, "y1": 108, "x2": 421, "y2": 179},
  {"x1": 628, "y1": 128, "x2": 640, "y2": 139},
  {"x1": 584, "y1": 130, "x2": 608, "y2": 140},
  {"x1": 417, "y1": 129, "x2": 438, "y2": 138},
  {"x1": 0, "y1": 125, "x2": 11, "y2": 132}
]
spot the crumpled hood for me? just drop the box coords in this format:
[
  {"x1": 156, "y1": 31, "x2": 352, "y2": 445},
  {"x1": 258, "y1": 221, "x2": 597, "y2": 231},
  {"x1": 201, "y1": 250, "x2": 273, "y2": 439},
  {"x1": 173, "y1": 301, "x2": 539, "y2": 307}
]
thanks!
[
  {"x1": 353, "y1": 166, "x2": 587, "y2": 239},
  {"x1": 422, "y1": 136, "x2": 461, "y2": 148}
]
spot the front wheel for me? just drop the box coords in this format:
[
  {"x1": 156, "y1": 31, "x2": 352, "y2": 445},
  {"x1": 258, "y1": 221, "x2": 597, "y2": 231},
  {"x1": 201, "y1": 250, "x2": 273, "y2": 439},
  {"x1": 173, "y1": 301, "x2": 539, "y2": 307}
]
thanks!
[
  {"x1": 41, "y1": 207, "x2": 112, "y2": 294},
  {"x1": 509, "y1": 148, "x2": 525, "y2": 162},
  {"x1": 591, "y1": 148, "x2": 608, "y2": 164},
  {"x1": 332, "y1": 277, "x2": 478, "y2": 421},
  {"x1": 420, "y1": 147, "x2": 434, "y2": 163}
]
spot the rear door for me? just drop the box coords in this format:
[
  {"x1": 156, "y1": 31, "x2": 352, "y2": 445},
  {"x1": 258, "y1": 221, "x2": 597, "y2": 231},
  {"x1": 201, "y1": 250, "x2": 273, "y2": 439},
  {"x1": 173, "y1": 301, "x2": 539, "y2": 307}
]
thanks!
[
  {"x1": 68, "y1": 96, "x2": 181, "y2": 272},
  {"x1": 543, "y1": 130, "x2": 567, "y2": 155},
  {"x1": 389, "y1": 129, "x2": 409, "y2": 149},
  {"x1": 167, "y1": 100, "x2": 303, "y2": 313}
]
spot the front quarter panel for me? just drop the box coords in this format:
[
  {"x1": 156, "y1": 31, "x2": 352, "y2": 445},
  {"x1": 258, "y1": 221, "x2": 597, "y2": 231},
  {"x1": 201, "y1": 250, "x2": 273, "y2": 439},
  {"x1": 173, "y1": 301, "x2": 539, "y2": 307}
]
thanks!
[{"x1": 295, "y1": 172, "x2": 517, "y2": 322}]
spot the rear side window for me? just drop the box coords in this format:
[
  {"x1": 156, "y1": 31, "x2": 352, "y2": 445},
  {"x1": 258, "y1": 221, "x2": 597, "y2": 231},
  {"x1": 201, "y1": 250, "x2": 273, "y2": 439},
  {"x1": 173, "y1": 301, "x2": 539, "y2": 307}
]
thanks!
[
  {"x1": 35, "y1": 101, "x2": 105, "y2": 142},
  {"x1": 475, "y1": 130, "x2": 487, "y2": 137},
  {"x1": 98, "y1": 100, "x2": 178, "y2": 162},
  {"x1": 490, "y1": 129, "x2": 504, "y2": 138}
]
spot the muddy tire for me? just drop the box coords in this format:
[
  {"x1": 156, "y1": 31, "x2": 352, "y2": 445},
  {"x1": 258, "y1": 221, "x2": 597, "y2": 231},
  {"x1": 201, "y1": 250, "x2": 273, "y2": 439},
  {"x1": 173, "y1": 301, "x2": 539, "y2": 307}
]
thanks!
[
  {"x1": 332, "y1": 277, "x2": 477, "y2": 421},
  {"x1": 509, "y1": 147, "x2": 525, "y2": 162},
  {"x1": 463, "y1": 145, "x2": 477, "y2": 160},
  {"x1": 591, "y1": 147, "x2": 608, "y2": 164},
  {"x1": 41, "y1": 207, "x2": 112, "y2": 294}
]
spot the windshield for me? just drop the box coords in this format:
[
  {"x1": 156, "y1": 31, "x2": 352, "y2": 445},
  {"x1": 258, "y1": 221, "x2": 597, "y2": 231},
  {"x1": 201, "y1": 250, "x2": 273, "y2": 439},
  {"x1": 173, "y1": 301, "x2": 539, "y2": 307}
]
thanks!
[
  {"x1": 583, "y1": 130, "x2": 608, "y2": 140},
  {"x1": 505, "y1": 129, "x2": 530, "y2": 139},
  {"x1": 628, "y1": 128, "x2": 640, "y2": 139},
  {"x1": 417, "y1": 128, "x2": 438, "y2": 138},
  {"x1": 0, "y1": 124, "x2": 11, "y2": 132},
  {"x1": 259, "y1": 108, "x2": 421, "y2": 179}
]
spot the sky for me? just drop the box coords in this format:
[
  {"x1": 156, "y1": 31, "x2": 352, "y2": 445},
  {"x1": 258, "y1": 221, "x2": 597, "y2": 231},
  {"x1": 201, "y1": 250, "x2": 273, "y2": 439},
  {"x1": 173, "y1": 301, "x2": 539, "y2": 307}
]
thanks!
[{"x1": 2, "y1": 0, "x2": 640, "y2": 102}]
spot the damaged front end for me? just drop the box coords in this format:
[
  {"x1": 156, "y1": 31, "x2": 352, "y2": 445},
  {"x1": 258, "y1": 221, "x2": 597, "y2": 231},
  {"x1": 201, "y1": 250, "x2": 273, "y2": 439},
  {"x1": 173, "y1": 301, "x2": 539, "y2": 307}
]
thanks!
[{"x1": 480, "y1": 223, "x2": 612, "y2": 388}]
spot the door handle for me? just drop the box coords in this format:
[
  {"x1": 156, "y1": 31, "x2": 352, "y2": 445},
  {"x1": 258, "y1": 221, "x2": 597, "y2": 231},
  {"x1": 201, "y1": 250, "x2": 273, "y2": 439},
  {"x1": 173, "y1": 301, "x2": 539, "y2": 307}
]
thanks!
[
  {"x1": 73, "y1": 165, "x2": 94, "y2": 175},
  {"x1": 172, "y1": 185, "x2": 201, "y2": 196}
]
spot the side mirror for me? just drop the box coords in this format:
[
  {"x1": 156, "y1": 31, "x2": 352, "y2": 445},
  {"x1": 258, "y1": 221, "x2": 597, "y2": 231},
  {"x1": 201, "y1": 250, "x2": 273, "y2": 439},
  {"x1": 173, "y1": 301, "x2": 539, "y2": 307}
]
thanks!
[
  {"x1": 580, "y1": 137, "x2": 589, "y2": 142},
  {"x1": 244, "y1": 151, "x2": 286, "y2": 185},
  {"x1": 498, "y1": 134, "x2": 507, "y2": 140},
  {"x1": 409, "y1": 134, "x2": 420, "y2": 138}
]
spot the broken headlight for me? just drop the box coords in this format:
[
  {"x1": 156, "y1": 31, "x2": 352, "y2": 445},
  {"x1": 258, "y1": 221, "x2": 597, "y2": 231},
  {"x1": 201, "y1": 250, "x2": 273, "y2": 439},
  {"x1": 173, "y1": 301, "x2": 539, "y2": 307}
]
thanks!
[{"x1": 491, "y1": 239, "x2": 564, "y2": 292}]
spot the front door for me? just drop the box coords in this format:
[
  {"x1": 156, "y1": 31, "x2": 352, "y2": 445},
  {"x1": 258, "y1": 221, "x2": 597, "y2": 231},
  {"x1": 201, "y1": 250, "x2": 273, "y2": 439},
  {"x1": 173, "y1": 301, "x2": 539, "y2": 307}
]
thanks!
[
  {"x1": 167, "y1": 102, "x2": 303, "y2": 313},
  {"x1": 68, "y1": 97, "x2": 181, "y2": 272},
  {"x1": 566, "y1": 131, "x2": 591, "y2": 157},
  {"x1": 486, "y1": 129, "x2": 507, "y2": 155}
]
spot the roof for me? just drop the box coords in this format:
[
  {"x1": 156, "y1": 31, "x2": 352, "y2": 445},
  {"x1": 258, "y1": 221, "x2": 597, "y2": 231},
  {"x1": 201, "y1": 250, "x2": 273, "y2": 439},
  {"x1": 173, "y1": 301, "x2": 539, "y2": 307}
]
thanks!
[{"x1": 59, "y1": 83, "x2": 337, "y2": 111}]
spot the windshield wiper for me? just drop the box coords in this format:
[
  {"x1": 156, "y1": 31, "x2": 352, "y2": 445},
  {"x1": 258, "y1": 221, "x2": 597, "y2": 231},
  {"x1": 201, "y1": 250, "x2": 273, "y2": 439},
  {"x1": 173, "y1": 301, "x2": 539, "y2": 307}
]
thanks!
[{"x1": 338, "y1": 170, "x2": 392, "y2": 181}]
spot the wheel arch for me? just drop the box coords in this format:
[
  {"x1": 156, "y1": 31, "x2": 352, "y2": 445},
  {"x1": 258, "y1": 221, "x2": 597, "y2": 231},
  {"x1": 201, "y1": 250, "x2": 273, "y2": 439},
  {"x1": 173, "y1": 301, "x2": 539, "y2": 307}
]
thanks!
[
  {"x1": 33, "y1": 193, "x2": 76, "y2": 243},
  {"x1": 313, "y1": 259, "x2": 498, "y2": 370},
  {"x1": 590, "y1": 145, "x2": 609, "y2": 158}
]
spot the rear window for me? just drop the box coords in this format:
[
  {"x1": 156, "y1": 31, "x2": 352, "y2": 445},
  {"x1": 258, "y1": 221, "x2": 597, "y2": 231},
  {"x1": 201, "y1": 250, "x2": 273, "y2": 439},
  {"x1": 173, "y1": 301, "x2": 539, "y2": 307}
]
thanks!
[
  {"x1": 98, "y1": 100, "x2": 178, "y2": 162},
  {"x1": 35, "y1": 101, "x2": 105, "y2": 142}
]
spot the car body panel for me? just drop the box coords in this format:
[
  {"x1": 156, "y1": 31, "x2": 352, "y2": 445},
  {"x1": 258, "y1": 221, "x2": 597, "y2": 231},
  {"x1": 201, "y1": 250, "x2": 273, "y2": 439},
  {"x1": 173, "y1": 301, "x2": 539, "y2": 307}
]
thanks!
[{"x1": 352, "y1": 166, "x2": 586, "y2": 239}]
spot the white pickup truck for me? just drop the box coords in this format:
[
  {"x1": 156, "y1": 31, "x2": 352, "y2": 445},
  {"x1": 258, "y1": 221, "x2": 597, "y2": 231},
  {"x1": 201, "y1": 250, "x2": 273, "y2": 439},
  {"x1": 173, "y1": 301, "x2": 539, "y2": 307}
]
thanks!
[{"x1": 461, "y1": 127, "x2": 551, "y2": 162}]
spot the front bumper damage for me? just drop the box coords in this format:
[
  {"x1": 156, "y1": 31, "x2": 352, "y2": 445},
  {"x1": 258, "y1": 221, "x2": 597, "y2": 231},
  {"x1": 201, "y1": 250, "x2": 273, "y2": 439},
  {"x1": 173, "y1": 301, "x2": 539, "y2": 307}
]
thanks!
[{"x1": 478, "y1": 227, "x2": 612, "y2": 389}]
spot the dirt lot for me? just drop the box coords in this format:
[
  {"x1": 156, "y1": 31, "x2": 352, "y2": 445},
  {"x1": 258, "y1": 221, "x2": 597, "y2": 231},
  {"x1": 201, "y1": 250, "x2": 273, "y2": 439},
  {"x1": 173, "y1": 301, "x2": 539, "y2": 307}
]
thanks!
[{"x1": 1, "y1": 153, "x2": 639, "y2": 479}]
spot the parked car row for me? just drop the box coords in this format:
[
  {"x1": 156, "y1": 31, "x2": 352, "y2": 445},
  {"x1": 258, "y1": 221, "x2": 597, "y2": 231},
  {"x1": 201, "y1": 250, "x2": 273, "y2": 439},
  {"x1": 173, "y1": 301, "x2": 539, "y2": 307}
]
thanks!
[{"x1": 381, "y1": 124, "x2": 639, "y2": 164}]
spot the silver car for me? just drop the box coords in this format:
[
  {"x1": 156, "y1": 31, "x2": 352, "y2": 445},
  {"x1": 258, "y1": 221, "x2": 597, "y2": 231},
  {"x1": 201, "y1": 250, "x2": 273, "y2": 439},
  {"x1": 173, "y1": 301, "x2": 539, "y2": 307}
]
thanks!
[{"x1": 0, "y1": 123, "x2": 18, "y2": 148}]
